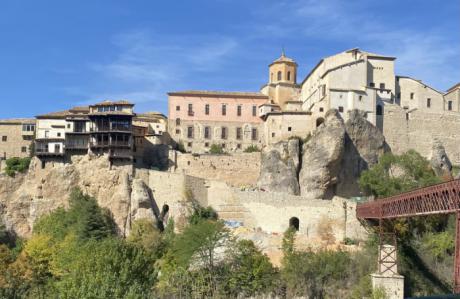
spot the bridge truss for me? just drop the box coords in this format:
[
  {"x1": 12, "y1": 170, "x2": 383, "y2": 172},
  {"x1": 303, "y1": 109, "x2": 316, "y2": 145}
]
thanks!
[{"x1": 356, "y1": 179, "x2": 460, "y2": 293}]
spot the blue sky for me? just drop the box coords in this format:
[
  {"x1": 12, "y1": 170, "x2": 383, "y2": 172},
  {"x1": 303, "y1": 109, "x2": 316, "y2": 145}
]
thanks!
[{"x1": 1, "y1": 0, "x2": 459, "y2": 118}]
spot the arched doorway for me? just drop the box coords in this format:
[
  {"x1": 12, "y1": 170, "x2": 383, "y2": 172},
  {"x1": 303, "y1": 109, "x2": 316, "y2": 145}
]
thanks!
[
  {"x1": 316, "y1": 117, "x2": 325, "y2": 128},
  {"x1": 289, "y1": 217, "x2": 300, "y2": 231}
]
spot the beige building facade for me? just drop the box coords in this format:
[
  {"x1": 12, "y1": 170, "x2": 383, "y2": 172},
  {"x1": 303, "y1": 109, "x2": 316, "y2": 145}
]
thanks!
[{"x1": 0, "y1": 119, "x2": 35, "y2": 160}]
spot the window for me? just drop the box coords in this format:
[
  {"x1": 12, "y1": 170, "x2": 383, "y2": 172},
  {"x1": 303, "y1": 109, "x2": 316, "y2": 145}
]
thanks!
[
  {"x1": 176, "y1": 105, "x2": 180, "y2": 111},
  {"x1": 237, "y1": 144, "x2": 241, "y2": 149},
  {"x1": 222, "y1": 104, "x2": 227, "y2": 116},
  {"x1": 410, "y1": 93, "x2": 414, "y2": 100},
  {"x1": 188, "y1": 104, "x2": 193, "y2": 116},
  {"x1": 237, "y1": 105, "x2": 242, "y2": 116},
  {"x1": 222, "y1": 143, "x2": 226, "y2": 148},
  {"x1": 272, "y1": 132, "x2": 275, "y2": 137},
  {"x1": 319, "y1": 107, "x2": 324, "y2": 112},
  {"x1": 252, "y1": 105, "x2": 257, "y2": 116},
  {"x1": 45, "y1": 131, "x2": 49, "y2": 138},
  {"x1": 288, "y1": 127, "x2": 292, "y2": 132},
  {"x1": 175, "y1": 129, "x2": 180, "y2": 134},
  {"x1": 380, "y1": 83, "x2": 385, "y2": 90},
  {"x1": 23, "y1": 135, "x2": 33, "y2": 140},
  {"x1": 1, "y1": 136, "x2": 6, "y2": 142},
  {"x1": 204, "y1": 126, "x2": 211, "y2": 139},
  {"x1": 359, "y1": 95, "x2": 363, "y2": 101},
  {"x1": 376, "y1": 105, "x2": 383, "y2": 116},
  {"x1": 427, "y1": 98, "x2": 431, "y2": 108},
  {"x1": 98, "y1": 107, "x2": 103, "y2": 112},
  {"x1": 57, "y1": 132, "x2": 61, "y2": 137},
  {"x1": 338, "y1": 106, "x2": 344, "y2": 113},
  {"x1": 236, "y1": 127, "x2": 242, "y2": 140},
  {"x1": 187, "y1": 126, "x2": 194, "y2": 139},
  {"x1": 116, "y1": 106, "x2": 122, "y2": 111},
  {"x1": 287, "y1": 71, "x2": 291, "y2": 81},
  {"x1": 251, "y1": 128, "x2": 258, "y2": 140},
  {"x1": 21, "y1": 147, "x2": 27, "y2": 153},
  {"x1": 370, "y1": 82, "x2": 375, "y2": 88},
  {"x1": 277, "y1": 71, "x2": 282, "y2": 81},
  {"x1": 176, "y1": 118, "x2": 181, "y2": 126},
  {"x1": 205, "y1": 142, "x2": 209, "y2": 147},
  {"x1": 321, "y1": 85, "x2": 326, "y2": 97},
  {"x1": 205, "y1": 104, "x2": 210, "y2": 115},
  {"x1": 187, "y1": 142, "x2": 192, "y2": 147},
  {"x1": 22, "y1": 124, "x2": 35, "y2": 131},
  {"x1": 110, "y1": 106, "x2": 115, "y2": 111},
  {"x1": 221, "y1": 127, "x2": 227, "y2": 139},
  {"x1": 448, "y1": 101, "x2": 453, "y2": 111}
]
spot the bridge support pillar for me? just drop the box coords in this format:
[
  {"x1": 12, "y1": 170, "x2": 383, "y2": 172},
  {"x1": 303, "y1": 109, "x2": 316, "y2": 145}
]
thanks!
[
  {"x1": 454, "y1": 211, "x2": 460, "y2": 293},
  {"x1": 371, "y1": 244, "x2": 404, "y2": 299}
]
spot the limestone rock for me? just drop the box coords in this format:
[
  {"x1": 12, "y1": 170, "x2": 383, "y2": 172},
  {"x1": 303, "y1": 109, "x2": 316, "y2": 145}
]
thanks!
[
  {"x1": 299, "y1": 109, "x2": 346, "y2": 199},
  {"x1": 430, "y1": 139, "x2": 452, "y2": 178},
  {"x1": 257, "y1": 139, "x2": 300, "y2": 195},
  {"x1": 129, "y1": 179, "x2": 157, "y2": 227},
  {"x1": 337, "y1": 110, "x2": 388, "y2": 197}
]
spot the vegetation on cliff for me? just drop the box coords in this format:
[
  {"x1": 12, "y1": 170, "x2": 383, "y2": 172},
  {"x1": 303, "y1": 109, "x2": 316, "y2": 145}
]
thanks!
[
  {"x1": 359, "y1": 150, "x2": 454, "y2": 296},
  {"x1": 4, "y1": 157, "x2": 31, "y2": 177}
]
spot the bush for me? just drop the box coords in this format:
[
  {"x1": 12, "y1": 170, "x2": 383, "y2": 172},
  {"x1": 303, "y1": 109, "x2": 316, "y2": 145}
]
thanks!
[
  {"x1": 209, "y1": 144, "x2": 224, "y2": 154},
  {"x1": 4, "y1": 157, "x2": 31, "y2": 177},
  {"x1": 243, "y1": 145, "x2": 260, "y2": 153}
]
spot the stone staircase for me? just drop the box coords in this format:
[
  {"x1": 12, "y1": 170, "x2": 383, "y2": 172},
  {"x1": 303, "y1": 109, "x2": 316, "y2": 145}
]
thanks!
[{"x1": 216, "y1": 198, "x2": 249, "y2": 224}]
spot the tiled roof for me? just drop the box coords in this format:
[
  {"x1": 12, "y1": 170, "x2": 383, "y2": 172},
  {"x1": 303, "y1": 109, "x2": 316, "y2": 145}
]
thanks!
[
  {"x1": 168, "y1": 90, "x2": 268, "y2": 98},
  {"x1": 36, "y1": 110, "x2": 70, "y2": 119},
  {"x1": 90, "y1": 100, "x2": 134, "y2": 107},
  {"x1": 447, "y1": 82, "x2": 460, "y2": 93},
  {"x1": 0, "y1": 118, "x2": 36, "y2": 124}
]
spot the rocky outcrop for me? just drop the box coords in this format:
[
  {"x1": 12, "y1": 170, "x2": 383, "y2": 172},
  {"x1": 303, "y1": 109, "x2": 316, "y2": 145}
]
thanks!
[
  {"x1": 257, "y1": 139, "x2": 300, "y2": 195},
  {"x1": 430, "y1": 139, "x2": 452, "y2": 178},
  {"x1": 299, "y1": 110, "x2": 346, "y2": 199},
  {"x1": 0, "y1": 154, "x2": 136, "y2": 237},
  {"x1": 129, "y1": 179, "x2": 158, "y2": 226},
  {"x1": 337, "y1": 110, "x2": 388, "y2": 197}
]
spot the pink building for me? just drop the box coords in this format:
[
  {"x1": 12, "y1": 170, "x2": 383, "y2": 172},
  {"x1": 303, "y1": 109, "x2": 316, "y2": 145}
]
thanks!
[{"x1": 168, "y1": 90, "x2": 269, "y2": 153}]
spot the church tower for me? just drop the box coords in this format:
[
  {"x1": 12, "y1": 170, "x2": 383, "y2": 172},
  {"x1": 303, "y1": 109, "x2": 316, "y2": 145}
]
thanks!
[
  {"x1": 261, "y1": 50, "x2": 301, "y2": 110},
  {"x1": 269, "y1": 50, "x2": 298, "y2": 85}
]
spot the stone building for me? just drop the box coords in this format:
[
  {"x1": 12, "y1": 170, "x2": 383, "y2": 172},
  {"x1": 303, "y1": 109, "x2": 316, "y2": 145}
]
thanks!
[
  {"x1": 35, "y1": 101, "x2": 135, "y2": 163},
  {"x1": 0, "y1": 118, "x2": 35, "y2": 161},
  {"x1": 168, "y1": 90, "x2": 268, "y2": 153}
]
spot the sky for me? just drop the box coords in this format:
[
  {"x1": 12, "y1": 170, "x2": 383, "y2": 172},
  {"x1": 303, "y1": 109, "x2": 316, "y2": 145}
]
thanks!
[{"x1": 0, "y1": 0, "x2": 459, "y2": 118}]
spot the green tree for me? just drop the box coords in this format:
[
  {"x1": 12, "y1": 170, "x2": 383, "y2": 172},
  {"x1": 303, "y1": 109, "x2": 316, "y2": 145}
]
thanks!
[
  {"x1": 127, "y1": 219, "x2": 163, "y2": 256},
  {"x1": 209, "y1": 144, "x2": 224, "y2": 154},
  {"x1": 223, "y1": 239, "x2": 277, "y2": 297},
  {"x1": 4, "y1": 157, "x2": 31, "y2": 177}
]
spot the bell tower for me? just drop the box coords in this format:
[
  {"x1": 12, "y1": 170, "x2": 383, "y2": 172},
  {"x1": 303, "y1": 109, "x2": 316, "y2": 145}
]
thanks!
[
  {"x1": 261, "y1": 50, "x2": 301, "y2": 110},
  {"x1": 268, "y1": 49, "x2": 297, "y2": 85}
]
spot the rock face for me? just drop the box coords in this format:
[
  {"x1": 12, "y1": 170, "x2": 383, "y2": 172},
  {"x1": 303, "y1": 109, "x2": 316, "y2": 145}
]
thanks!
[
  {"x1": 129, "y1": 179, "x2": 158, "y2": 227},
  {"x1": 0, "y1": 154, "x2": 140, "y2": 237},
  {"x1": 337, "y1": 110, "x2": 388, "y2": 197},
  {"x1": 257, "y1": 139, "x2": 300, "y2": 195},
  {"x1": 299, "y1": 110, "x2": 346, "y2": 199},
  {"x1": 430, "y1": 139, "x2": 452, "y2": 178}
]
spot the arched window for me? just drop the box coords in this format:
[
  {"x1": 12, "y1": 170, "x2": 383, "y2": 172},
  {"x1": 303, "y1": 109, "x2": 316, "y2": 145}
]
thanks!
[
  {"x1": 376, "y1": 105, "x2": 383, "y2": 116},
  {"x1": 289, "y1": 217, "x2": 299, "y2": 231},
  {"x1": 277, "y1": 71, "x2": 282, "y2": 81},
  {"x1": 316, "y1": 117, "x2": 325, "y2": 128},
  {"x1": 287, "y1": 71, "x2": 291, "y2": 81}
]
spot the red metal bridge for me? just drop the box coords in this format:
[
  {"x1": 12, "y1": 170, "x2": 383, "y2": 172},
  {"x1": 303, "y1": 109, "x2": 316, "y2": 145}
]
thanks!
[{"x1": 356, "y1": 179, "x2": 460, "y2": 293}]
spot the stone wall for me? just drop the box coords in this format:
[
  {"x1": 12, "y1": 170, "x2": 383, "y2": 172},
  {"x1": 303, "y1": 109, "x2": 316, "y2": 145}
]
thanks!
[
  {"x1": 382, "y1": 104, "x2": 460, "y2": 164},
  {"x1": 0, "y1": 119, "x2": 35, "y2": 160},
  {"x1": 171, "y1": 152, "x2": 261, "y2": 186}
]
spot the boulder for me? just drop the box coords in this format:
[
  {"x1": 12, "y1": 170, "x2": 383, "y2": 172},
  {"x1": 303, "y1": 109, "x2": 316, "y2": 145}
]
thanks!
[
  {"x1": 257, "y1": 139, "x2": 300, "y2": 195},
  {"x1": 299, "y1": 109, "x2": 346, "y2": 199},
  {"x1": 337, "y1": 110, "x2": 388, "y2": 197},
  {"x1": 430, "y1": 139, "x2": 452, "y2": 178}
]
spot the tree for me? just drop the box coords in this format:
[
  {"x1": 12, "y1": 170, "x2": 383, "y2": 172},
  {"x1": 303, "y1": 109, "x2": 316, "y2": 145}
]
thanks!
[
  {"x1": 359, "y1": 150, "x2": 441, "y2": 198},
  {"x1": 4, "y1": 157, "x2": 31, "y2": 177},
  {"x1": 127, "y1": 219, "x2": 163, "y2": 256},
  {"x1": 223, "y1": 239, "x2": 277, "y2": 297}
]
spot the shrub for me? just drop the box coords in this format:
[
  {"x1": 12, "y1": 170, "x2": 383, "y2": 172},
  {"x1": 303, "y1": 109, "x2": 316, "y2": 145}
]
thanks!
[
  {"x1": 243, "y1": 145, "x2": 260, "y2": 153},
  {"x1": 4, "y1": 157, "x2": 31, "y2": 177},
  {"x1": 209, "y1": 144, "x2": 224, "y2": 155}
]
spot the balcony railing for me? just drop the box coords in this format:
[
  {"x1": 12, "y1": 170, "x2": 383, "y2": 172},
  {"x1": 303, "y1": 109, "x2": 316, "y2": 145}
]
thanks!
[
  {"x1": 65, "y1": 142, "x2": 89, "y2": 149},
  {"x1": 89, "y1": 141, "x2": 132, "y2": 148},
  {"x1": 90, "y1": 125, "x2": 132, "y2": 132}
]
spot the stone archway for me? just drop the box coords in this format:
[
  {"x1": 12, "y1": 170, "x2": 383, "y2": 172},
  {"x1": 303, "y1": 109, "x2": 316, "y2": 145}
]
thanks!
[
  {"x1": 289, "y1": 217, "x2": 300, "y2": 231},
  {"x1": 316, "y1": 117, "x2": 325, "y2": 128}
]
